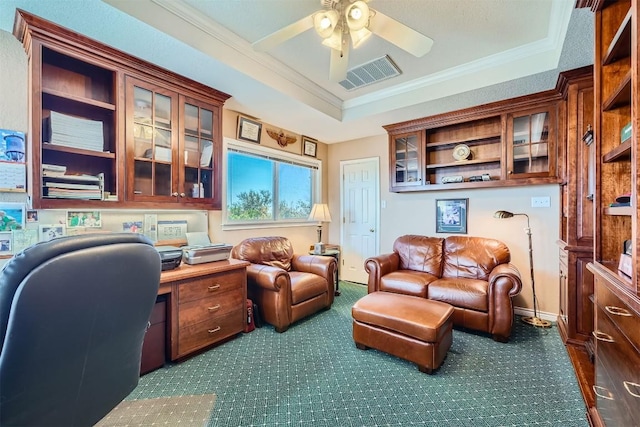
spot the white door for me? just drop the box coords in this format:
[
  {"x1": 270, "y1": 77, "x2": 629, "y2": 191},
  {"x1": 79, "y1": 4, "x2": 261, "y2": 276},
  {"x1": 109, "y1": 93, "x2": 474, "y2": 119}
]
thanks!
[{"x1": 340, "y1": 158, "x2": 379, "y2": 284}]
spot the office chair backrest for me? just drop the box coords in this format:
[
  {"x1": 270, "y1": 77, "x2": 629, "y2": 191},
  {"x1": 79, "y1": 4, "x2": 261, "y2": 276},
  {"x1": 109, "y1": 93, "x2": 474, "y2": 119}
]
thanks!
[{"x1": 0, "y1": 233, "x2": 161, "y2": 426}]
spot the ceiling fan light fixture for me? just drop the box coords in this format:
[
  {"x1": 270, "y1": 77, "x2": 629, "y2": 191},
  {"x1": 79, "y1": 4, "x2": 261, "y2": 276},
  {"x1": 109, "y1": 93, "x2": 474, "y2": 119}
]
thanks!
[
  {"x1": 350, "y1": 27, "x2": 372, "y2": 48},
  {"x1": 322, "y1": 27, "x2": 344, "y2": 51},
  {"x1": 345, "y1": 1, "x2": 370, "y2": 31},
  {"x1": 313, "y1": 10, "x2": 339, "y2": 38}
]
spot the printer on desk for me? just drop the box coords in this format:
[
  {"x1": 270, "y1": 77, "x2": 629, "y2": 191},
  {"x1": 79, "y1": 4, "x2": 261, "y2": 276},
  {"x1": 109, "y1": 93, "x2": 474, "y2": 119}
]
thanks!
[
  {"x1": 181, "y1": 232, "x2": 232, "y2": 265},
  {"x1": 155, "y1": 246, "x2": 183, "y2": 271}
]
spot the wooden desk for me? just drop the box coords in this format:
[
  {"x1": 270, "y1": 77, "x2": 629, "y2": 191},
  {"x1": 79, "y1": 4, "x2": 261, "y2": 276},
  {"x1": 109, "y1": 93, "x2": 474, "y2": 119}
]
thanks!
[{"x1": 157, "y1": 259, "x2": 249, "y2": 362}]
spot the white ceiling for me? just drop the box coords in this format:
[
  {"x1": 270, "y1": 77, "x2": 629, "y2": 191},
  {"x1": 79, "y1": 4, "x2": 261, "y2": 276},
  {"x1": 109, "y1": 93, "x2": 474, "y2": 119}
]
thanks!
[{"x1": 1, "y1": 0, "x2": 587, "y2": 143}]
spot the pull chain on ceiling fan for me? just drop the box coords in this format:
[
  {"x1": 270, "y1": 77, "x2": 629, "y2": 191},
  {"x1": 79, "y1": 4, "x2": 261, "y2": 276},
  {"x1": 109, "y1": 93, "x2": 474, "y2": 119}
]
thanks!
[{"x1": 253, "y1": 0, "x2": 434, "y2": 82}]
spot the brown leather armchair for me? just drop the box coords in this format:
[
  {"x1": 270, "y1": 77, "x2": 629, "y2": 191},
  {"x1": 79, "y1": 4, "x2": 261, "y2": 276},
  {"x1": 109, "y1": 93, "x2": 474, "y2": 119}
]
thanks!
[{"x1": 231, "y1": 236, "x2": 337, "y2": 332}]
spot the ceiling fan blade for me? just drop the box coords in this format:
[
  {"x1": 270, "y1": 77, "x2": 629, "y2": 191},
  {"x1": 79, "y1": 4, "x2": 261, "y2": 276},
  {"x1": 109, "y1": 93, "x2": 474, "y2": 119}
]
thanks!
[
  {"x1": 368, "y1": 11, "x2": 433, "y2": 57},
  {"x1": 329, "y1": 44, "x2": 350, "y2": 82},
  {"x1": 252, "y1": 14, "x2": 314, "y2": 52}
]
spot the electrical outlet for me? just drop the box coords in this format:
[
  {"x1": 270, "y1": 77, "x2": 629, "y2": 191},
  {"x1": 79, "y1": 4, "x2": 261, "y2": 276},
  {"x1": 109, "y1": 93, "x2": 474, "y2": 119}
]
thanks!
[{"x1": 531, "y1": 196, "x2": 550, "y2": 208}]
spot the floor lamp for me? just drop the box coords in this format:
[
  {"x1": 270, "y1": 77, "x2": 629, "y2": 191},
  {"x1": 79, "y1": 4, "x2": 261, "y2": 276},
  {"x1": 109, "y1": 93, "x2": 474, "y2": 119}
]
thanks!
[
  {"x1": 309, "y1": 203, "x2": 332, "y2": 254},
  {"x1": 494, "y1": 210, "x2": 551, "y2": 328}
]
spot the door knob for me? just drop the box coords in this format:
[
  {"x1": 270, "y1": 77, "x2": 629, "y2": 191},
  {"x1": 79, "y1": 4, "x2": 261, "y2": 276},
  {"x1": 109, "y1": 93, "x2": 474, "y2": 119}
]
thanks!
[{"x1": 370, "y1": 228, "x2": 375, "y2": 232}]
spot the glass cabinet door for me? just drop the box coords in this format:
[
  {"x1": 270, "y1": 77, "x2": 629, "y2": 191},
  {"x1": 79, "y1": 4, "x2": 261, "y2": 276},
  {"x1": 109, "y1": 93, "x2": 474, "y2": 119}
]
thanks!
[
  {"x1": 392, "y1": 133, "x2": 422, "y2": 186},
  {"x1": 508, "y1": 108, "x2": 553, "y2": 178},
  {"x1": 127, "y1": 78, "x2": 178, "y2": 202},
  {"x1": 182, "y1": 99, "x2": 216, "y2": 200}
]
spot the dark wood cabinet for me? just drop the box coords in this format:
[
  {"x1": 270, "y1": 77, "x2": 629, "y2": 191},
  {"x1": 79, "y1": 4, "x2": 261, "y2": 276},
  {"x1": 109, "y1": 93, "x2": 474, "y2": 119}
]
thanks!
[
  {"x1": 384, "y1": 91, "x2": 563, "y2": 192},
  {"x1": 161, "y1": 260, "x2": 249, "y2": 361},
  {"x1": 14, "y1": 10, "x2": 230, "y2": 210},
  {"x1": 584, "y1": 1, "x2": 640, "y2": 426},
  {"x1": 556, "y1": 66, "x2": 595, "y2": 349}
]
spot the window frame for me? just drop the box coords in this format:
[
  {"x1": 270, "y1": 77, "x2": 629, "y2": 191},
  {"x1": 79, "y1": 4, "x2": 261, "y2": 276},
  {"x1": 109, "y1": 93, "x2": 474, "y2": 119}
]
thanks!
[{"x1": 223, "y1": 137, "x2": 322, "y2": 229}]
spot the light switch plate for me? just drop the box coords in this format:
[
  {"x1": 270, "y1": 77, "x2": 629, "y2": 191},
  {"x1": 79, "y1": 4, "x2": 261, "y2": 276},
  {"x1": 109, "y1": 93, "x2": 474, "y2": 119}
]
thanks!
[{"x1": 531, "y1": 196, "x2": 550, "y2": 208}]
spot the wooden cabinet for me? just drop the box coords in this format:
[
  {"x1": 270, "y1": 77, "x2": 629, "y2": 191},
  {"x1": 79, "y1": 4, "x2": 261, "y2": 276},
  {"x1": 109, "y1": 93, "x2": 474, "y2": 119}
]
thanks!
[
  {"x1": 556, "y1": 66, "x2": 595, "y2": 349},
  {"x1": 384, "y1": 91, "x2": 563, "y2": 192},
  {"x1": 584, "y1": 1, "x2": 640, "y2": 425},
  {"x1": 14, "y1": 10, "x2": 230, "y2": 210},
  {"x1": 161, "y1": 260, "x2": 248, "y2": 361},
  {"x1": 390, "y1": 132, "x2": 424, "y2": 188},
  {"x1": 591, "y1": 268, "x2": 640, "y2": 426}
]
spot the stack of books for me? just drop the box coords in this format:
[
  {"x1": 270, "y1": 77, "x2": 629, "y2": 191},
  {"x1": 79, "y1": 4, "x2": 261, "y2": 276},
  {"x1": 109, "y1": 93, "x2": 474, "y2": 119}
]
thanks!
[
  {"x1": 42, "y1": 164, "x2": 103, "y2": 200},
  {"x1": 46, "y1": 111, "x2": 105, "y2": 152}
]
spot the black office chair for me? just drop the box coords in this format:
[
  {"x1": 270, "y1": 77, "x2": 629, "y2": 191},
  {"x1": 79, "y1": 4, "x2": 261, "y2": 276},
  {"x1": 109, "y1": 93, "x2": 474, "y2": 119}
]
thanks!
[{"x1": 0, "y1": 233, "x2": 161, "y2": 426}]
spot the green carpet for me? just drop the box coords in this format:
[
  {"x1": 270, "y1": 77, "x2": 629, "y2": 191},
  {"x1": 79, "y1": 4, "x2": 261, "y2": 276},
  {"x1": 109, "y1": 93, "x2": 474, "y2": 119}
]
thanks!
[{"x1": 128, "y1": 281, "x2": 588, "y2": 426}]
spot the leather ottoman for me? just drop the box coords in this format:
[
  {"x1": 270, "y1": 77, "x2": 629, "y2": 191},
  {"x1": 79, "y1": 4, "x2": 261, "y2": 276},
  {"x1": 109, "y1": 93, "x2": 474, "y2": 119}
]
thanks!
[{"x1": 352, "y1": 292, "x2": 454, "y2": 374}]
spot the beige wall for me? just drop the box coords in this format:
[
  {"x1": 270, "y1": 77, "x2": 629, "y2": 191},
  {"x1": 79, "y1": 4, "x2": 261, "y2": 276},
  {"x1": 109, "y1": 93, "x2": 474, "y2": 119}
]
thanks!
[
  {"x1": 328, "y1": 133, "x2": 561, "y2": 318},
  {"x1": 0, "y1": 28, "x2": 563, "y2": 317}
]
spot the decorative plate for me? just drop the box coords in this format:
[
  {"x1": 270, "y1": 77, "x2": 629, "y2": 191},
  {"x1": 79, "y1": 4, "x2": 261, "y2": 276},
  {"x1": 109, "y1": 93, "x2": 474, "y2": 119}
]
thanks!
[{"x1": 453, "y1": 144, "x2": 471, "y2": 161}]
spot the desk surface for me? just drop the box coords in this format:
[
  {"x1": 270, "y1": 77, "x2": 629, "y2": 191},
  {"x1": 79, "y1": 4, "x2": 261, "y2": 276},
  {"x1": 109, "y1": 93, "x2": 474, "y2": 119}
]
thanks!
[{"x1": 158, "y1": 258, "x2": 249, "y2": 294}]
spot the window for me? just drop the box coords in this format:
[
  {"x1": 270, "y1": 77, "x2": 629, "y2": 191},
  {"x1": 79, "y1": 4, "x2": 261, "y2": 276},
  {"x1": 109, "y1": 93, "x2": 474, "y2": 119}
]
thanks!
[{"x1": 225, "y1": 140, "x2": 320, "y2": 224}]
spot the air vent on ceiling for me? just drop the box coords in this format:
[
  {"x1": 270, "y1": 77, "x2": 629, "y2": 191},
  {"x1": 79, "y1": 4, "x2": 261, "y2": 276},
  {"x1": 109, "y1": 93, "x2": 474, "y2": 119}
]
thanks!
[{"x1": 339, "y1": 55, "x2": 402, "y2": 91}]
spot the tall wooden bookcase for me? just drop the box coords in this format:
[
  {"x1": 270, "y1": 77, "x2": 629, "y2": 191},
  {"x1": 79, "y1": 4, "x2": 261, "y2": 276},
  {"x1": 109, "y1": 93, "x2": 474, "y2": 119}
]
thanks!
[{"x1": 586, "y1": 0, "x2": 640, "y2": 425}]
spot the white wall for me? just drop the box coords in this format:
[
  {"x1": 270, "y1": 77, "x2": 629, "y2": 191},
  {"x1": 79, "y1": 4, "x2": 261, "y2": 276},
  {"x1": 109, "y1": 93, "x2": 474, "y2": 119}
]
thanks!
[{"x1": 327, "y1": 134, "x2": 561, "y2": 318}]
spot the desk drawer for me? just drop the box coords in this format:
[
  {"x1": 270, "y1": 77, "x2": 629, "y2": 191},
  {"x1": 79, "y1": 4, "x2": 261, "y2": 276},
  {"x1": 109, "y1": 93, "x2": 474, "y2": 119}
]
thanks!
[
  {"x1": 178, "y1": 269, "x2": 245, "y2": 304},
  {"x1": 178, "y1": 309, "x2": 243, "y2": 355},
  {"x1": 596, "y1": 282, "x2": 640, "y2": 350},
  {"x1": 178, "y1": 289, "x2": 244, "y2": 328}
]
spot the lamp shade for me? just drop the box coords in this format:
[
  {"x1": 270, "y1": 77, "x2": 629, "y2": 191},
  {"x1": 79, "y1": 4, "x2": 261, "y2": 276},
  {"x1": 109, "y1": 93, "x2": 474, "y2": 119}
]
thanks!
[
  {"x1": 494, "y1": 210, "x2": 515, "y2": 219},
  {"x1": 345, "y1": 1, "x2": 370, "y2": 31},
  {"x1": 313, "y1": 10, "x2": 339, "y2": 38},
  {"x1": 309, "y1": 203, "x2": 332, "y2": 223}
]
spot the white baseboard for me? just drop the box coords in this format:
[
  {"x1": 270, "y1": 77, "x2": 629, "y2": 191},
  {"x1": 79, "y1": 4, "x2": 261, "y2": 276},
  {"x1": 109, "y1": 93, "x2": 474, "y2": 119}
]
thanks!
[{"x1": 514, "y1": 307, "x2": 557, "y2": 323}]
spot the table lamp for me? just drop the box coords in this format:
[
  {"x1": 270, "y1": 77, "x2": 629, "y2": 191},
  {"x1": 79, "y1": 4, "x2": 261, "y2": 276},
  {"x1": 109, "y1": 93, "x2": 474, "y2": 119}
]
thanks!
[
  {"x1": 309, "y1": 203, "x2": 332, "y2": 254},
  {"x1": 494, "y1": 210, "x2": 551, "y2": 328}
]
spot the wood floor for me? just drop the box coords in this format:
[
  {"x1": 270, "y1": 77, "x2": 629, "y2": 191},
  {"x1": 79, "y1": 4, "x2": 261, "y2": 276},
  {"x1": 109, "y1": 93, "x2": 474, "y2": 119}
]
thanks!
[{"x1": 565, "y1": 343, "x2": 598, "y2": 426}]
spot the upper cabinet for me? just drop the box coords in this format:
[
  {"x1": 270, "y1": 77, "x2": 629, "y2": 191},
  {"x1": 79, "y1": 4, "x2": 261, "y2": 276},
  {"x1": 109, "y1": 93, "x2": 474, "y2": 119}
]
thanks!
[
  {"x1": 384, "y1": 90, "x2": 563, "y2": 192},
  {"x1": 14, "y1": 10, "x2": 230, "y2": 210}
]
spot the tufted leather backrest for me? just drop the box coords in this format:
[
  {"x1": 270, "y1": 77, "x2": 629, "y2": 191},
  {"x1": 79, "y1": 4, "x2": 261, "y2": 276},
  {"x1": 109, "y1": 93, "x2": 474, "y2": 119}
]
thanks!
[
  {"x1": 231, "y1": 236, "x2": 294, "y2": 271},
  {"x1": 393, "y1": 235, "x2": 444, "y2": 276},
  {"x1": 442, "y1": 236, "x2": 511, "y2": 280}
]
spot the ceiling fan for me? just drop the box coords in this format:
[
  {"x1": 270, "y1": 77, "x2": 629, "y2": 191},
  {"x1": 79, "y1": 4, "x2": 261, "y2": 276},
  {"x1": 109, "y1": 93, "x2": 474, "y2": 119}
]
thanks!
[{"x1": 252, "y1": 0, "x2": 434, "y2": 82}]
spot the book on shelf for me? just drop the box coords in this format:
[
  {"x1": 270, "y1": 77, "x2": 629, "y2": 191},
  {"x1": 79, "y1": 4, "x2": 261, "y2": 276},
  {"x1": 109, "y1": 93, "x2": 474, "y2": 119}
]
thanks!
[
  {"x1": 42, "y1": 172, "x2": 104, "y2": 200},
  {"x1": 44, "y1": 111, "x2": 105, "y2": 152}
]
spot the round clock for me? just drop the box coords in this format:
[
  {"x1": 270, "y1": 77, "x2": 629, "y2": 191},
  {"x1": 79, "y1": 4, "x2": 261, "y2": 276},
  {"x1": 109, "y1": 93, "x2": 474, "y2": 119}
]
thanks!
[{"x1": 453, "y1": 144, "x2": 471, "y2": 161}]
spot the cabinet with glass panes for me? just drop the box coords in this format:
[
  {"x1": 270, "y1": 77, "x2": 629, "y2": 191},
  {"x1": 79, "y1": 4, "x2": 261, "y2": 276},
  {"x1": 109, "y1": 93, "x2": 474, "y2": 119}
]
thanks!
[{"x1": 14, "y1": 9, "x2": 230, "y2": 210}]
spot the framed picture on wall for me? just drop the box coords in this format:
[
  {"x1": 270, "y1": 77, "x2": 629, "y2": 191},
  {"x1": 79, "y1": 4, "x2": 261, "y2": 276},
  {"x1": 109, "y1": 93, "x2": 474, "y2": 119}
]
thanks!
[
  {"x1": 237, "y1": 116, "x2": 262, "y2": 144},
  {"x1": 436, "y1": 198, "x2": 468, "y2": 234},
  {"x1": 39, "y1": 224, "x2": 66, "y2": 242},
  {"x1": 303, "y1": 136, "x2": 317, "y2": 157},
  {"x1": 0, "y1": 202, "x2": 26, "y2": 232}
]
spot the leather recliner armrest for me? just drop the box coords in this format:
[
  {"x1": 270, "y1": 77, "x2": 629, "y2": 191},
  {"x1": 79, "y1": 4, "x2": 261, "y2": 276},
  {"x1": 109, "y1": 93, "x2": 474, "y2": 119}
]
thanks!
[
  {"x1": 364, "y1": 252, "x2": 400, "y2": 293},
  {"x1": 246, "y1": 263, "x2": 290, "y2": 291}
]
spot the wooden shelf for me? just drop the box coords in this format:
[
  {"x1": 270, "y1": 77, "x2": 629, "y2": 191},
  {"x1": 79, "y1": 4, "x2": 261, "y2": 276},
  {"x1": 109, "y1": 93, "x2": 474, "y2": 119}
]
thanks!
[
  {"x1": 42, "y1": 143, "x2": 115, "y2": 159},
  {"x1": 603, "y1": 139, "x2": 631, "y2": 163},
  {"x1": 426, "y1": 135, "x2": 500, "y2": 148},
  {"x1": 426, "y1": 157, "x2": 500, "y2": 169},
  {"x1": 603, "y1": 206, "x2": 633, "y2": 216},
  {"x1": 603, "y1": 8, "x2": 632, "y2": 65},
  {"x1": 43, "y1": 88, "x2": 116, "y2": 111},
  {"x1": 602, "y1": 69, "x2": 631, "y2": 111}
]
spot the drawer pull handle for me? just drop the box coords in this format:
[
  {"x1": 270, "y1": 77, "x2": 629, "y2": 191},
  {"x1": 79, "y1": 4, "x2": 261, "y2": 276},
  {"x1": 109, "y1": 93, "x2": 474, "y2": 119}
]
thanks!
[
  {"x1": 592, "y1": 331, "x2": 614, "y2": 343},
  {"x1": 592, "y1": 385, "x2": 614, "y2": 400},
  {"x1": 207, "y1": 284, "x2": 221, "y2": 291},
  {"x1": 208, "y1": 304, "x2": 221, "y2": 312},
  {"x1": 208, "y1": 326, "x2": 221, "y2": 334},
  {"x1": 604, "y1": 305, "x2": 632, "y2": 317},
  {"x1": 624, "y1": 381, "x2": 640, "y2": 398}
]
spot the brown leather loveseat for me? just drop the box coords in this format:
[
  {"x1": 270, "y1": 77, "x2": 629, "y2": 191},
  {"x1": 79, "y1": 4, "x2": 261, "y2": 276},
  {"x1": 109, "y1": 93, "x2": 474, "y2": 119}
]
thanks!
[
  {"x1": 364, "y1": 235, "x2": 522, "y2": 342},
  {"x1": 231, "y1": 236, "x2": 337, "y2": 332}
]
